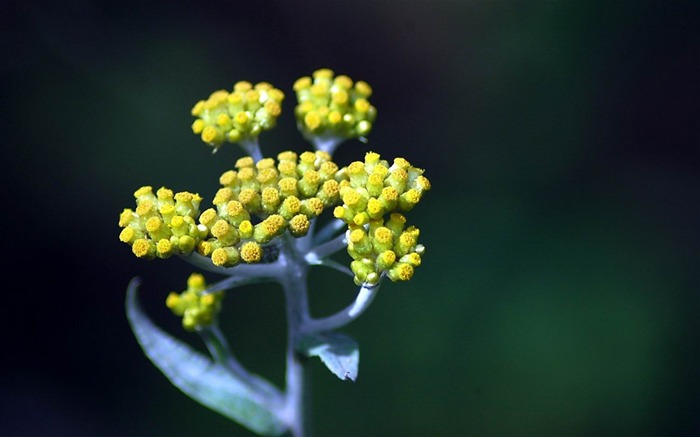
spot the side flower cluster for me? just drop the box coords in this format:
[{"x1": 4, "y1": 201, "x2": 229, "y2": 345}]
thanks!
[
  {"x1": 165, "y1": 273, "x2": 223, "y2": 331},
  {"x1": 191, "y1": 81, "x2": 285, "y2": 151},
  {"x1": 294, "y1": 68, "x2": 377, "y2": 147},
  {"x1": 333, "y1": 152, "x2": 430, "y2": 285},
  {"x1": 196, "y1": 150, "x2": 342, "y2": 267},
  {"x1": 118, "y1": 186, "x2": 205, "y2": 259}
]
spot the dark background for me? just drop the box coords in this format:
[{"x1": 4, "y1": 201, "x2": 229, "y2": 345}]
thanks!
[{"x1": 2, "y1": 1, "x2": 698, "y2": 436}]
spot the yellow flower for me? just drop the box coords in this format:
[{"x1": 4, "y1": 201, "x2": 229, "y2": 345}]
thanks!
[
  {"x1": 118, "y1": 186, "x2": 205, "y2": 259},
  {"x1": 165, "y1": 273, "x2": 224, "y2": 331},
  {"x1": 293, "y1": 68, "x2": 377, "y2": 153},
  {"x1": 191, "y1": 81, "x2": 285, "y2": 152}
]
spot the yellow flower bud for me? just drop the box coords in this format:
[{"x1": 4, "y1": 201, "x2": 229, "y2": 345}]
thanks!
[
  {"x1": 238, "y1": 220, "x2": 253, "y2": 239},
  {"x1": 212, "y1": 246, "x2": 240, "y2": 267},
  {"x1": 388, "y1": 263, "x2": 414, "y2": 282},
  {"x1": 300, "y1": 197, "x2": 324, "y2": 218},
  {"x1": 132, "y1": 238, "x2": 155, "y2": 259},
  {"x1": 376, "y1": 250, "x2": 396, "y2": 271},
  {"x1": 373, "y1": 226, "x2": 394, "y2": 254},
  {"x1": 289, "y1": 214, "x2": 310, "y2": 237},
  {"x1": 240, "y1": 241, "x2": 263, "y2": 263},
  {"x1": 279, "y1": 196, "x2": 301, "y2": 220},
  {"x1": 211, "y1": 219, "x2": 239, "y2": 246},
  {"x1": 261, "y1": 186, "x2": 281, "y2": 214},
  {"x1": 156, "y1": 239, "x2": 175, "y2": 259}
]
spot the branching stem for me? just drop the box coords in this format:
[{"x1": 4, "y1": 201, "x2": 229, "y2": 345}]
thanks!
[{"x1": 303, "y1": 283, "x2": 380, "y2": 334}]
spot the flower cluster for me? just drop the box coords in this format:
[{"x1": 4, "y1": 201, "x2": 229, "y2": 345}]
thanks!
[
  {"x1": 165, "y1": 273, "x2": 223, "y2": 331},
  {"x1": 196, "y1": 150, "x2": 342, "y2": 267},
  {"x1": 191, "y1": 81, "x2": 285, "y2": 151},
  {"x1": 120, "y1": 69, "x2": 430, "y2": 285},
  {"x1": 333, "y1": 152, "x2": 430, "y2": 285},
  {"x1": 294, "y1": 68, "x2": 377, "y2": 150},
  {"x1": 118, "y1": 186, "x2": 205, "y2": 259}
]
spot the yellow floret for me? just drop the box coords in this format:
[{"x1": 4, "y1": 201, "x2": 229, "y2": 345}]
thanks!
[
  {"x1": 213, "y1": 188, "x2": 234, "y2": 205},
  {"x1": 132, "y1": 239, "x2": 153, "y2": 258},
  {"x1": 211, "y1": 219, "x2": 231, "y2": 239},
  {"x1": 374, "y1": 227, "x2": 393, "y2": 245},
  {"x1": 234, "y1": 81, "x2": 252, "y2": 92},
  {"x1": 238, "y1": 220, "x2": 253, "y2": 238},
  {"x1": 234, "y1": 111, "x2": 249, "y2": 125},
  {"x1": 186, "y1": 273, "x2": 206, "y2": 290},
  {"x1": 328, "y1": 110, "x2": 342, "y2": 125},
  {"x1": 216, "y1": 113, "x2": 232, "y2": 127},
  {"x1": 219, "y1": 171, "x2": 237, "y2": 188},
  {"x1": 145, "y1": 216, "x2": 163, "y2": 233},
  {"x1": 201, "y1": 294, "x2": 216, "y2": 306},
  {"x1": 119, "y1": 227, "x2": 137, "y2": 243},
  {"x1": 156, "y1": 239, "x2": 174, "y2": 258},
  {"x1": 354, "y1": 80, "x2": 373, "y2": 97},
  {"x1": 199, "y1": 208, "x2": 218, "y2": 228},
  {"x1": 135, "y1": 200, "x2": 154, "y2": 216},
  {"x1": 302, "y1": 197, "x2": 324, "y2": 217},
  {"x1": 119, "y1": 209, "x2": 134, "y2": 227},
  {"x1": 293, "y1": 76, "x2": 312, "y2": 91},
  {"x1": 366, "y1": 198, "x2": 384, "y2": 219},
  {"x1": 304, "y1": 111, "x2": 321, "y2": 130},
  {"x1": 289, "y1": 214, "x2": 310, "y2": 237},
  {"x1": 349, "y1": 228, "x2": 366, "y2": 244},
  {"x1": 389, "y1": 263, "x2": 414, "y2": 281},
  {"x1": 165, "y1": 292, "x2": 181, "y2": 311},
  {"x1": 278, "y1": 177, "x2": 298, "y2": 196},
  {"x1": 313, "y1": 68, "x2": 334, "y2": 79},
  {"x1": 334, "y1": 75, "x2": 353, "y2": 89},
  {"x1": 159, "y1": 203, "x2": 175, "y2": 217},
  {"x1": 201, "y1": 126, "x2": 223, "y2": 145},
  {"x1": 240, "y1": 241, "x2": 263, "y2": 263},
  {"x1": 134, "y1": 186, "x2": 153, "y2": 198},
  {"x1": 191, "y1": 100, "x2": 205, "y2": 117},
  {"x1": 211, "y1": 248, "x2": 233, "y2": 267},
  {"x1": 157, "y1": 187, "x2": 174, "y2": 200},
  {"x1": 236, "y1": 156, "x2": 255, "y2": 169}
]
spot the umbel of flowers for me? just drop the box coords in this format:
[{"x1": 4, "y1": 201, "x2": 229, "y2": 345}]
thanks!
[{"x1": 119, "y1": 68, "x2": 430, "y2": 436}]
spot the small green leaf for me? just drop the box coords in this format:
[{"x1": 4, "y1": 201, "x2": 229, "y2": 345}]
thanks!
[
  {"x1": 298, "y1": 332, "x2": 359, "y2": 381},
  {"x1": 126, "y1": 278, "x2": 287, "y2": 436}
]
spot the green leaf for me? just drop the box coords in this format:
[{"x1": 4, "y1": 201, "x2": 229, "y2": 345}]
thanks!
[
  {"x1": 297, "y1": 332, "x2": 359, "y2": 381},
  {"x1": 125, "y1": 278, "x2": 287, "y2": 436}
]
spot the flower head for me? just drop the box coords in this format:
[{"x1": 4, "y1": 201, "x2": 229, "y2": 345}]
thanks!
[
  {"x1": 294, "y1": 68, "x2": 377, "y2": 154},
  {"x1": 119, "y1": 186, "x2": 206, "y2": 259},
  {"x1": 165, "y1": 273, "x2": 224, "y2": 331},
  {"x1": 333, "y1": 152, "x2": 430, "y2": 227},
  {"x1": 345, "y1": 213, "x2": 425, "y2": 286},
  {"x1": 191, "y1": 81, "x2": 285, "y2": 153},
  {"x1": 196, "y1": 150, "x2": 342, "y2": 267},
  {"x1": 330, "y1": 152, "x2": 430, "y2": 285}
]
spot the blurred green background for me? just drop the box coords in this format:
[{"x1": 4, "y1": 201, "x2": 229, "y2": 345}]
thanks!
[{"x1": 2, "y1": 1, "x2": 698, "y2": 435}]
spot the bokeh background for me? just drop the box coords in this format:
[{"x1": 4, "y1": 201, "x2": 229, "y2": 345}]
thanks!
[{"x1": 2, "y1": 1, "x2": 698, "y2": 436}]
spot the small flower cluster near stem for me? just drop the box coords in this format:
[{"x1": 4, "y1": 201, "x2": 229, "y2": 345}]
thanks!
[{"x1": 166, "y1": 273, "x2": 224, "y2": 331}]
